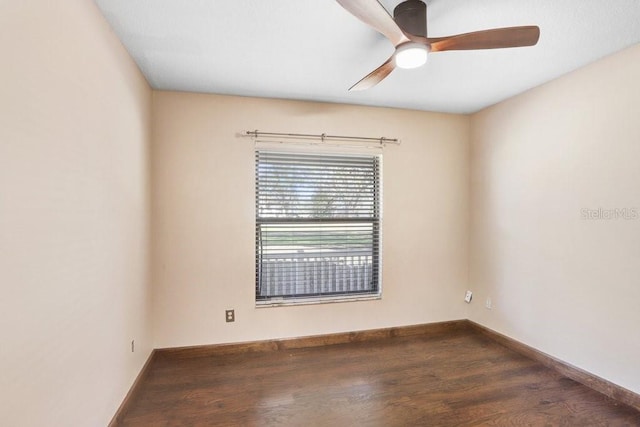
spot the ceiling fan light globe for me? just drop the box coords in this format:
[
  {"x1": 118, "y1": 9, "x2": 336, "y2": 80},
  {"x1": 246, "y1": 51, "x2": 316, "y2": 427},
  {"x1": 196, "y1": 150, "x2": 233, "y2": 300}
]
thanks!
[{"x1": 395, "y1": 43, "x2": 428, "y2": 69}]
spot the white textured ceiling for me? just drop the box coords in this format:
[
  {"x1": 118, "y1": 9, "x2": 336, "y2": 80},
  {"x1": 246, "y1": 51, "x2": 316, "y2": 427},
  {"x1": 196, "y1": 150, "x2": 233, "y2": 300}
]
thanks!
[{"x1": 94, "y1": 0, "x2": 640, "y2": 114}]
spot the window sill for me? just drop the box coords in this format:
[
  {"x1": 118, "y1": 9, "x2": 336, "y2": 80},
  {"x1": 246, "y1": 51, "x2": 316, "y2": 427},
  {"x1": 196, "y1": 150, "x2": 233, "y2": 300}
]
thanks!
[{"x1": 256, "y1": 294, "x2": 381, "y2": 308}]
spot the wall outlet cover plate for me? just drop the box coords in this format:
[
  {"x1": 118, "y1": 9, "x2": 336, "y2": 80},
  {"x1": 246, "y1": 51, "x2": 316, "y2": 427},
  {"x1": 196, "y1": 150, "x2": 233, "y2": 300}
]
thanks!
[{"x1": 464, "y1": 290, "x2": 473, "y2": 303}]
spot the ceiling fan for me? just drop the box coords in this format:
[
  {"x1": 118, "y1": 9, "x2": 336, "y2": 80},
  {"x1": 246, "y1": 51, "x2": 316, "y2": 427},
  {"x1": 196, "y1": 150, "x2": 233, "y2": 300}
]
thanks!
[{"x1": 336, "y1": 0, "x2": 540, "y2": 90}]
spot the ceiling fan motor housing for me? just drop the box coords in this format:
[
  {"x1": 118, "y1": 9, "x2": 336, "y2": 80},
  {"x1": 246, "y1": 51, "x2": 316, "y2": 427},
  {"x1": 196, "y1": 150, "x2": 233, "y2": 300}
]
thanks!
[{"x1": 393, "y1": 0, "x2": 427, "y2": 38}]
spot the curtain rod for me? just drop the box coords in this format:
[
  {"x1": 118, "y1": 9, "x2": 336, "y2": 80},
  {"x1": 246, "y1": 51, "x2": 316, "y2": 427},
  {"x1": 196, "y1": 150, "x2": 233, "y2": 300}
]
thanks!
[{"x1": 242, "y1": 130, "x2": 400, "y2": 146}]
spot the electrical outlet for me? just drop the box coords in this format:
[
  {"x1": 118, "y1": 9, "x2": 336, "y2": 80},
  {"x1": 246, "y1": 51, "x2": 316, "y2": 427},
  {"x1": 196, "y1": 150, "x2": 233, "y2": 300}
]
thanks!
[
  {"x1": 225, "y1": 309, "x2": 235, "y2": 322},
  {"x1": 131, "y1": 340, "x2": 135, "y2": 352},
  {"x1": 464, "y1": 290, "x2": 473, "y2": 303},
  {"x1": 485, "y1": 297, "x2": 492, "y2": 310}
]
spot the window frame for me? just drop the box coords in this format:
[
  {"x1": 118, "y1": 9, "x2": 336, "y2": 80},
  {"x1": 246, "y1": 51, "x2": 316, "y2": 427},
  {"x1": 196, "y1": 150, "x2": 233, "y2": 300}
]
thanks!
[{"x1": 254, "y1": 149, "x2": 383, "y2": 306}]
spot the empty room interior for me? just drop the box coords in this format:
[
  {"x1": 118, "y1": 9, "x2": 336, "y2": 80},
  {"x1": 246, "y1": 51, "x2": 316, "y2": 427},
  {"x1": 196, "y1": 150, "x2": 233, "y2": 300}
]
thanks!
[{"x1": 2, "y1": 0, "x2": 640, "y2": 425}]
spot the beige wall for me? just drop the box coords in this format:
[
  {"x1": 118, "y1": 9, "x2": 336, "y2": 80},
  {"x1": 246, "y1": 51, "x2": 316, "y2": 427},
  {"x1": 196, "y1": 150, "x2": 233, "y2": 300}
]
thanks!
[
  {"x1": 151, "y1": 92, "x2": 470, "y2": 348},
  {"x1": 469, "y1": 44, "x2": 640, "y2": 394},
  {"x1": 0, "y1": 1, "x2": 152, "y2": 426}
]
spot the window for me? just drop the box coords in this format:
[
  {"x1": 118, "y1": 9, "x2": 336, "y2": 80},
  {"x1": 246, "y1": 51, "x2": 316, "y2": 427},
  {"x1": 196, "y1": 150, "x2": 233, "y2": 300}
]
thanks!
[{"x1": 255, "y1": 150, "x2": 381, "y2": 304}]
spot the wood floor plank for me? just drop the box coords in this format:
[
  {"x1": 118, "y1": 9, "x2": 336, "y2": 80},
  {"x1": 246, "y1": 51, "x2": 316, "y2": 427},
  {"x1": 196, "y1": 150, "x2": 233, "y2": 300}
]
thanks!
[{"x1": 116, "y1": 328, "x2": 640, "y2": 426}]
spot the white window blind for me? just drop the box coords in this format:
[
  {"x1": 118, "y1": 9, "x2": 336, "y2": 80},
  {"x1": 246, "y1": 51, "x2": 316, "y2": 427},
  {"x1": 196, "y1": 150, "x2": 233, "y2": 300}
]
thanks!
[{"x1": 255, "y1": 150, "x2": 381, "y2": 302}]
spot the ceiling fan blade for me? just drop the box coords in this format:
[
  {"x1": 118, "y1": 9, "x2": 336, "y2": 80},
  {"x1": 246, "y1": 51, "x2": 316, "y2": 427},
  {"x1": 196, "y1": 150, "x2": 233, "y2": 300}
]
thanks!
[
  {"x1": 349, "y1": 56, "x2": 396, "y2": 91},
  {"x1": 336, "y1": 0, "x2": 409, "y2": 46},
  {"x1": 428, "y1": 26, "x2": 540, "y2": 52}
]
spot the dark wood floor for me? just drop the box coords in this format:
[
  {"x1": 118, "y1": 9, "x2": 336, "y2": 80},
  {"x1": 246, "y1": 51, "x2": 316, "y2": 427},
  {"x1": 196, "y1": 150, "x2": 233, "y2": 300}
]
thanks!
[{"x1": 117, "y1": 328, "x2": 640, "y2": 426}]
